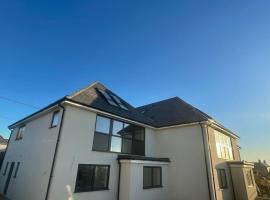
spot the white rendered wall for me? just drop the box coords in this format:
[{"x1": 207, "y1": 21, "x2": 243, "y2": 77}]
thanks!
[
  {"x1": 119, "y1": 160, "x2": 169, "y2": 200},
  {"x1": 48, "y1": 105, "x2": 161, "y2": 200},
  {"x1": 155, "y1": 125, "x2": 211, "y2": 200},
  {"x1": 0, "y1": 108, "x2": 62, "y2": 200}
]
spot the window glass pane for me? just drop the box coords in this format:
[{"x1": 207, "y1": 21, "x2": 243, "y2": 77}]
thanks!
[
  {"x1": 217, "y1": 169, "x2": 227, "y2": 188},
  {"x1": 133, "y1": 129, "x2": 144, "y2": 141},
  {"x1": 75, "y1": 165, "x2": 94, "y2": 192},
  {"x1": 95, "y1": 116, "x2": 110, "y2": 134},
  {"x1": 93, "y1": 166, "x2": 109, "y2": 189},
  {"x1": 132, "y1": 140, "x2": 145, "y2": 155},
  {"x1": 153, "y1": 168, "x2": 161, "y2": 186},
  {"x1": 112, "y1": 120, "x2": 123, "y2": 136},
  {"x1": 93, "y1": 133, "x2": 109, "y2": 151},
  {"x1": 143, "y1": 167, "x2": 152, "y2": 188},
  {"x1": 51, "y1": 111, "x2": 59, "y2": 127},
  {"x1": 122, "y1": 124, "x2": 133, "y2": 139},
  {"x1": 122, "y1": 139, "x2": 132, "y2": 154},
  {"x1": 110, "y1": 136, "x2": 121, "y2": 152}
]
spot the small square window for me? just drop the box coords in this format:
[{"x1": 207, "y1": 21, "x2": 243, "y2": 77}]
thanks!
[
  {"x1": 143, "y1": 166, "x2": 162, "y2": 189},
  {"x1": 51, "y1": 111, "x2": 60, "y2": 128},
  {"x1": 75, "y1": 164, "x2": 110, "y2": 192}
]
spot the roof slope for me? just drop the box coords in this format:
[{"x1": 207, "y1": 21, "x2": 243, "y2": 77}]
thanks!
[
  {"x1": 137, "y1": 97, "x2": 212, "y2": 127},
  {"x1": 68, "y1": 82, "x2": 156, "y2": 126}
]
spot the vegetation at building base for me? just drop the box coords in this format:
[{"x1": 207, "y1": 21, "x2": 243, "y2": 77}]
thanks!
[{"x1": 255, "y1": 171, "x2": 270, "y2": 198}]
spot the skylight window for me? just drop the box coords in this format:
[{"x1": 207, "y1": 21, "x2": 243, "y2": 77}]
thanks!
[
  {"x1": 97, "y1": 89, "x2": 118, "y2": 106},
  {"x1": 110, "y1": 94, "x2": 128, "y2": 110}
]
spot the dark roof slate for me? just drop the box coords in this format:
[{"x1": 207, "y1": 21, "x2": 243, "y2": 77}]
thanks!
[
  {"x1": 68, "y1": 82, "x2": 156, "y2": 126},
  {"x1": 137, "y1": 97, "x2": 212, "y2": 127}
]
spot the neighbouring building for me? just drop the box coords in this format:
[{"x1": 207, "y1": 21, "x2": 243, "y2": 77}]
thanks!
[
  {"x1": 0, "y1": 135, "x2": 8, "y2": 168},
  {"x1": 0, "y1": 136, "x2": 8, "y2": 152},
  {"x1": 254, "y1": 160, "x2": 270, "y2": 177},
  {"x1": 0, "y1": 82, "x2": 257, "y2": 200}
]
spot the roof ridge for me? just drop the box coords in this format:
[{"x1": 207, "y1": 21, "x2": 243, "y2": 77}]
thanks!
[
  {"x1": 173, "y1": 97, "x2": 211, "y2": 120},
  {"x1": 68, "y1": 81, "x2": 102, "y2": 98},
  {"x1": 137, "y1": 97, "x2": 179, "y2": 109}
]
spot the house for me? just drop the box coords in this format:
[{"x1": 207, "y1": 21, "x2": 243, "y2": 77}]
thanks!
[
  {"x1": 254, "y1": 160, "x2": 270, "y2": 177},
  {"x1": 0, "y1": 136, "x2": 8, "y2": 168},
  {"x1": 0, "y1": 136, "x2": 8, "y2": 152},
  {"x1": 0, "y1": 82, "x2": 257, "y2": 200}
]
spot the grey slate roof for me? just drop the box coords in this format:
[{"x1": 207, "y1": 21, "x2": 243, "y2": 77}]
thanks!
[
  {"x1": 9, "y1": 81, "x2": 232, "y2": 132},
  {"x1": 137, "y1": 97, "x2": 212, "y2": 127},
  {"x1": 67, "y1": 82, "x2": 156, "y2": 126}
]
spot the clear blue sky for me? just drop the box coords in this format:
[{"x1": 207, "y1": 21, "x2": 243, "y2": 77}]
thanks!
[{"x1": 0, "y1": 0, "x2": 269, "y2": 162}]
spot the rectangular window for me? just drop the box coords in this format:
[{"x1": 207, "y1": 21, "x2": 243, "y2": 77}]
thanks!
[
  {"x1": 217, "y1": 169, "x2": 228, "y2": 189},
  {"x1": 16, "y1": 126, "x2": 25, "y2": 140},
  {"x1": 50, "y1": 111, "x2": 60, "y2": 128},
  {"x1": 75, "y1": 164, "x2": 110, "y2": 192},
  {"x1": 13, "y1": 162, "x2": 20, "y2": 178},
  {"x1": 214, "y1": 131, "x2": 233, "y2": 160},
  {"x1": 93, "y1": 115, "x2": 145, "y2": 156},
  {"x1": 246, "y1": 170, "x2": 254, "y2": 186},
  {"x1": 143, "y1": 166, "x2": 162, "y2": 189},
  {"x1": 3, "y1": 162, "x2": 9, "y2": 176}
]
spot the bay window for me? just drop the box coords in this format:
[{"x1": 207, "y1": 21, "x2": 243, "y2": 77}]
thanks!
[{"x1": 92, "y1": 115, "x2": 145, "y2": 156}]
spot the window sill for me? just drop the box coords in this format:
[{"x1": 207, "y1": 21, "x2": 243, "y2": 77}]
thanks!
[
  {"x1": 49, "y1": 125, "x2": 58, "y2": 129},
  {"x1": 143, "y1": 186, "x2": 163, "y2": 190},
  {"x1": 92, "y1": 149, "x2": 145, "y2": 156},
  {"x1": 74, "y1": 188, "x2": 109, "y2": 193}
]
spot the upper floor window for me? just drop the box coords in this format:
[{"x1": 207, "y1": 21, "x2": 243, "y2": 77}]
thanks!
[
  {"x1": 214, "y1": 131, "x2": 233, "y2": 160},
  {"x1": 246, "y1": 169, "x2": 254, "y2": 186},
  {"x1": 16, "y1": 126, "x2": 25, "y2": 140},
  {"x1": 50, "y1": 111, "x2": 60, "y2": 128},
  {"x1": 217, "y1": 169, "x2": 228, "y2": 189},
  {"x1": 75, "y1": 164, "x2": 110, "y2": 192},
  {"x1": 92, "y1": 115, "x2": 145, "y2": 156},
  {"x1": 143, "y1": 166, "x2": 162, "y2": 189}
]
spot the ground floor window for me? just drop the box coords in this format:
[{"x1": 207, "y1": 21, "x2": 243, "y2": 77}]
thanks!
[
  {"x1": 143, "y1": 166, "x2": 162, "y2": 189},
  {"x1": 217, "y1": 169, "x2": 228, "y2": 189},
  {"x1": 246, "y1": 169, "x2": 254, "y2": 186},
  {"x1": 75, "y1": 164, "x2": 110, "y2": 192}
]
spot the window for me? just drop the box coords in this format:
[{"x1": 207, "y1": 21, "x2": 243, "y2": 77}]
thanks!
[
  {"x1": 217, "y1": 169, "x2": 228, "y2": 189},
  {"x1": 75, "y1": 164, "x2": 110, "y2": 192},
  {"x1": 16, "y1": 126, "x2": 25, "y2": 140},
  {"x1": 97, "y1": 89, "x2": 129, "y2": 110},
  {"x1": 93, "y1": 115, "x2": 145, "y2": 156},
  {"x1": 246, "y1": 169, "x2": 254, "y2": 186},
  {"x1": 50, "y1": 111, "x2": 60, "y2": 127},
  {"x1": 13, "y1": 162, "x2": 20, "y2": 178},
  {"x1": 3, "y1": 162, "x2": 9, "y2": 176},
  {"x1": 97, "y1": 89, "x2": 118, "y2": 106},
  {"x1": 214, "y1": 131, "x2": 234, "y2": 160},
  {"x1": 110, "y1": 94, "x2": 128, "y2": 110},
  {"x1": 143, "y1": 166, "x2": 162, "y2": 189}
]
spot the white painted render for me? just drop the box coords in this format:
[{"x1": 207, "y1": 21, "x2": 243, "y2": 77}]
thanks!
[
  {"x1": 0, "y1": 109, "x2": 62, "y2": 200},
  {"x1": 119, "y1": 160, "x2": 169, "y2": 200},
  {"x1": 0, "y1": 103, "x2": 253, "y2": 200},
  {"x1": 155, "y1": 124, "x2": 211, "y2": 200}
]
